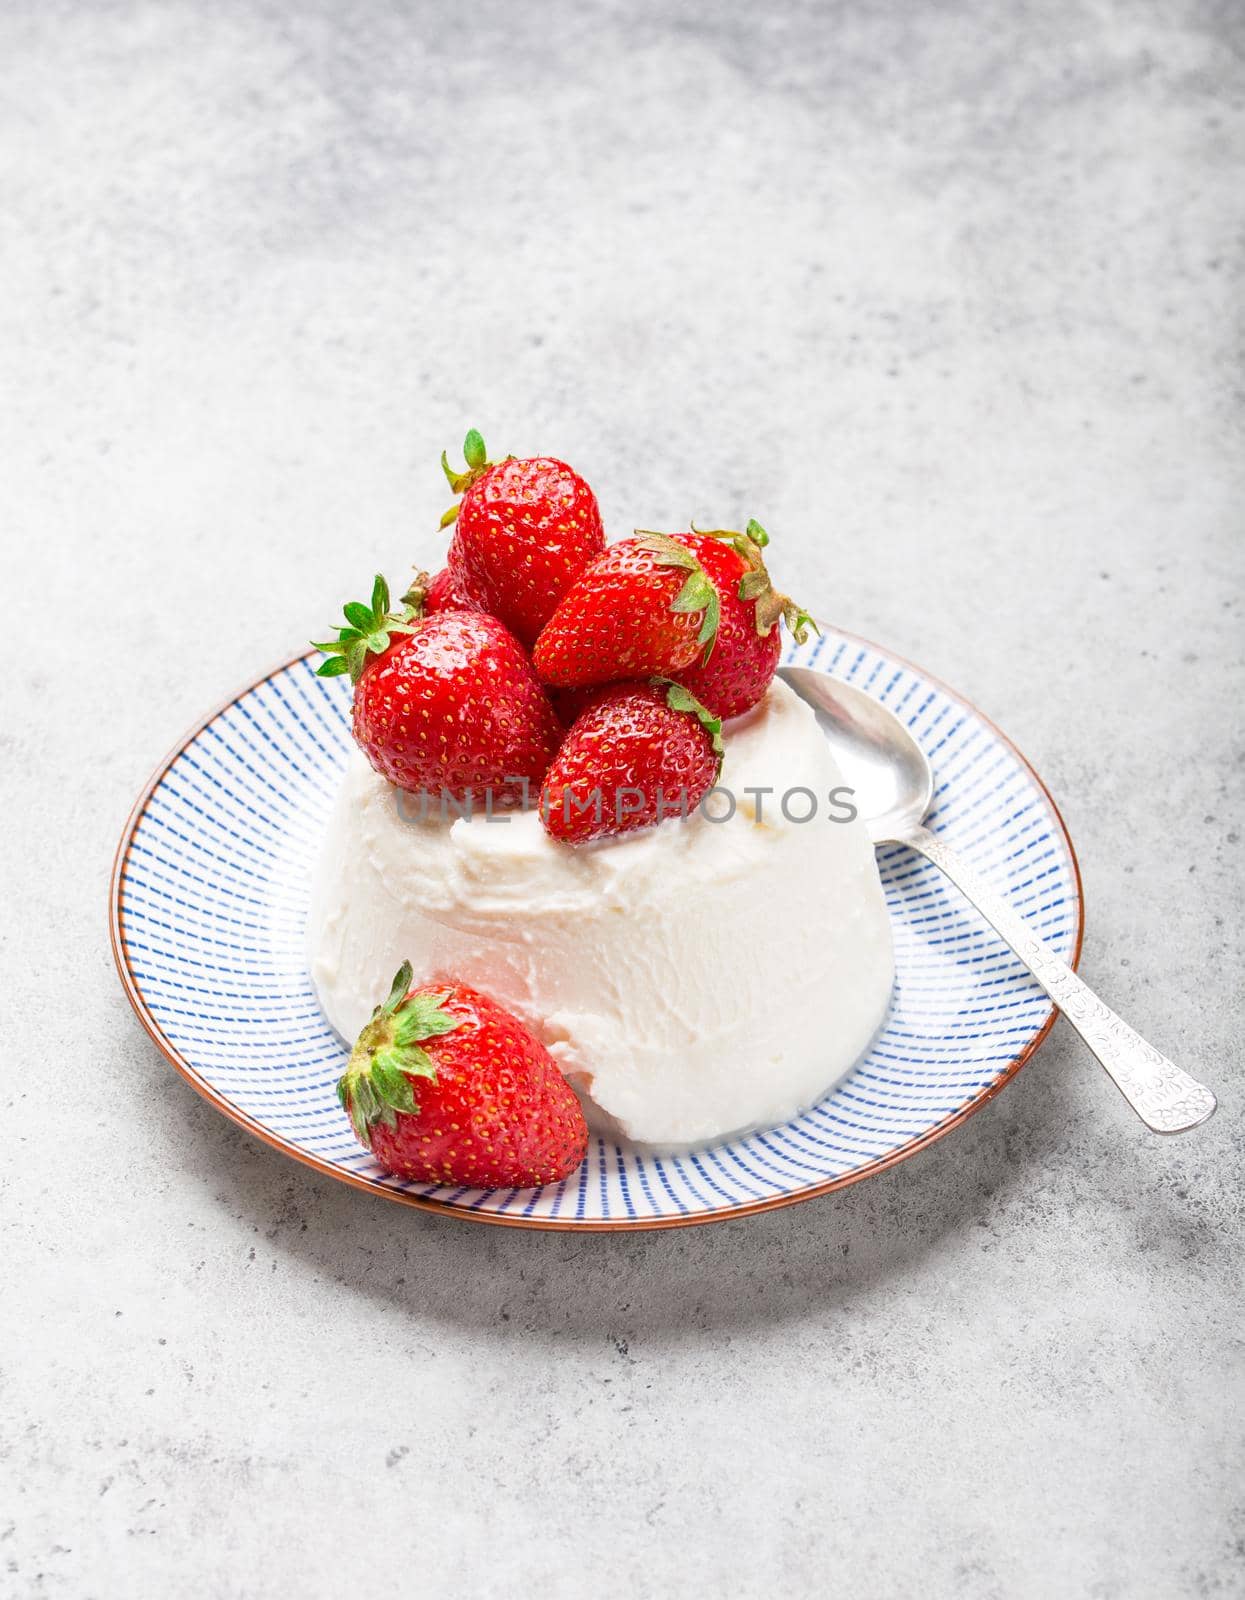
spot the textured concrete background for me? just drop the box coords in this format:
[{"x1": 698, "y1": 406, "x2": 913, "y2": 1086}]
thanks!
[{"x1": 2, "y1": 1, "x2": 1242, "y2": 1595}]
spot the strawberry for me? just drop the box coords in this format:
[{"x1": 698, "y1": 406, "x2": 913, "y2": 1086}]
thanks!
[
  {"x1": 314, "y1": 575, "x2": 560, "y2": 806},
  {"x1": 532, "y1": 533, "x2": 721, "y2": 689},
  {"x1": 669, "y1": 521, "x2": 815, "y2": 719},
  {"x1": 540, "y1": 680, "x2": 723, "y2": 844},
  {"x1": 338, "y1": 962, "x2": 588, "y2": 1188},
  {"x1": 441, "y1": 428, "x2": 606, "y2": 647},
  {"x1": 410, "y1": 565, "x2": 478, "y2": 616}
]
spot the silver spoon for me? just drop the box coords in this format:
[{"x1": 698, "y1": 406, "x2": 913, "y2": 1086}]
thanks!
[{"x1": 779, "y1": 666, "x2": 1217, "y2": 1134}]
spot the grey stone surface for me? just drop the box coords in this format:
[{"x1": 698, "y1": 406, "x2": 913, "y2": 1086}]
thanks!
[{"x1": 2, "y1": 1, "x2": 1242, "y2": 1595}]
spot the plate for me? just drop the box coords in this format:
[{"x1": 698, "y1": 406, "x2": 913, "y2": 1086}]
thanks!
[{"x1": 111, "y1": 629, "x2": 1083, "y2": 1229}]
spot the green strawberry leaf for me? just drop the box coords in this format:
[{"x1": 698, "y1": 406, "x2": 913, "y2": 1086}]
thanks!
[
  {"x1": 344, "y1": 638, "x2": 368, "y2": 681},
  {"x1": 347, "y1": 1095, "x2": 370, "y2": 1145},
  {"x1": 671, "y1": 571, "x2": 713, "y2": 613},
  {"x1": 394, "y1": 994, "x2": 460, "y2": 1044},
  {"x1": 635, "y1": 532, "x2": 696, "y2": 571},
  {"x1": 663, "y1": 680, "x2": 725, "y2": 774},
  {"x1": 781, "y1": 603, "x2": 819, "y2": 645},
  {"x1": 353, "y1": 1075, "x2": 380, "y2": 1125},
  {"x1": 380, "y1": 960, "x2": 414, "y2": 1016},
  {"x1": 370, "y1": 1053, "x2": 416, "y2": 1111},
  {"x1": 696, "y1": 589, "x2": 721, "y2": 654},
  {"x1": 635, "y1": 533, "x2": 722, "y2": 658}
]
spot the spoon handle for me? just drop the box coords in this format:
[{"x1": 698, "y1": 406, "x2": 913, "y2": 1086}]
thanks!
[{"x1": 902, "y1": 826, "x2": 1216, "y2": 1134}]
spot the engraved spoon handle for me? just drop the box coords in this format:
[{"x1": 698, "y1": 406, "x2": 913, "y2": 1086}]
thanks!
[{"x1": 901, "y1": 825, "x2": 1216, "y2": 1134}]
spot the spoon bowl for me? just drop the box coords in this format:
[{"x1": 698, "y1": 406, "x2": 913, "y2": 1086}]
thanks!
[{"x1": 778, "y1": 667, "x2": 933, "y2": 842}]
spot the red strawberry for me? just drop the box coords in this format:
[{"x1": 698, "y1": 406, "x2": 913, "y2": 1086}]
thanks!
[
  {"x1": 314, "y1": 575, "x2": 560, "y2": 807},
  {"x1": 670, "y1": 521, "x2": 815, "y2": 719},
  {"x1": 338, "y1": 963, "x2": 588, "y2": 1188},
  {"x1": 540, "y1": 680, "x2": 723, "y2": 844},
  {"x1": 413, "y1": 565, "x2": 478, "y2": 616},
  {"x1": 532, "y1": 533, "x2": 721, "y2": 689},
  {"x1": 441, "y1": 428, "x2": 606, "y2": 647}
]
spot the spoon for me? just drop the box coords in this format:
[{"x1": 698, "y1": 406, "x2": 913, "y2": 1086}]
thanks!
[{"x1": 779, "y1": 666, "x2": 1217, "y2": 1134}]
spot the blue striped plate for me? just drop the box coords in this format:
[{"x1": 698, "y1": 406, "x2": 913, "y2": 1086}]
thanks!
[{"x1": 111, "y1": 630, "x2": 1082, "y2": 1229}]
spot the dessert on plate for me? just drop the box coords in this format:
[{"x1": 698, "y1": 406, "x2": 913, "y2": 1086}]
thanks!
[{"x1": 308, "y1": 432, "x2": 894, "y2": 1183}]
